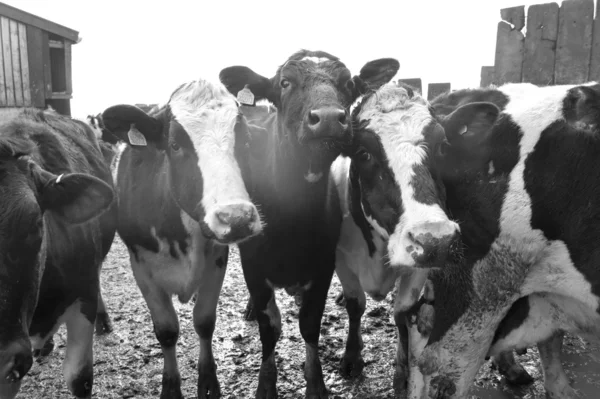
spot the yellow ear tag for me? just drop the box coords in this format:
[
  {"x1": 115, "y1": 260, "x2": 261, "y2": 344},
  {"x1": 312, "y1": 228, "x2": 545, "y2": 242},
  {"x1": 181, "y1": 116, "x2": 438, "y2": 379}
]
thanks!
[
  {"x1": 237, "y1": 85, "x2": 255, "y2": 105},
  {"x1": 128, "y1": 124, "x2": 147, "y2": 146}
]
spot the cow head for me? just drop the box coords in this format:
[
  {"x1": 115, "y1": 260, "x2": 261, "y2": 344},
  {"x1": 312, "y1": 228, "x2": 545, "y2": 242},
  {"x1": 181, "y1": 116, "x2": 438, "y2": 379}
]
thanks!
[
  {"x1": 102, "y1": 79, "x2": 263, "y2": 244},
  {"x1": 347, "y1": 83, "x2": 464, "y2": 268},
  {"x1": 0, "y1": 134, "x2": 113, "y2": 398},
  {"x1": 219, "y1": 50, "x2": 400, "y2": 183}
]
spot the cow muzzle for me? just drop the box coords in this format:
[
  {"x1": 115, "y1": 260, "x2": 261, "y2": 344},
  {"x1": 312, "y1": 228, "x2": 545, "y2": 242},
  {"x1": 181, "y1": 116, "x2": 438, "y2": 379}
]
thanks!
[
  {"x1": 205, "y1": 201, "x2": 262, "y2": 244},
  {"x1": 0, "y1": 339, "x2": 32, "y2": 399}
]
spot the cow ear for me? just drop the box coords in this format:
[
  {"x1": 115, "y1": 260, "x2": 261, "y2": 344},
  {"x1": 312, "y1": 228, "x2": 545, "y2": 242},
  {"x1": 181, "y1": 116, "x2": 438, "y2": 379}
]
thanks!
[
  {"x1": 219, "y1": 66, "x2": 280, "y2": 106},
  {"x1": 102, "y1": 104, "x2": 164, "y2": 146},
  {"x1": 564, "y1": 85, "x2": 600, "y2": 131},
  {"x1": 439, "y1": 102, "x2": 499, "y2": 146},
  {"x1": 351, "y1": 58, "x2": 400, "y2": 99},
  {"x1": 35, "y1": 169, "x2": 114, "y2": 224}
]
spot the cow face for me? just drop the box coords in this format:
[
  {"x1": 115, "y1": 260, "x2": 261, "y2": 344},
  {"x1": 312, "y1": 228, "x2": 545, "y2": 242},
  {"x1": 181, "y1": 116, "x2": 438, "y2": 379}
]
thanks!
[
  {"x1": 0, "y1": 139, "x2": 113, "y2": 398},
  {"x1": 219, "y1": 50, "x2": 400, "y2": 182},
  {"x1": 347, "y1": 84, "x2": 462, "y2": 268},
  {"x1": 102, "y1": 80, "x2": 263, "y2": 244}
]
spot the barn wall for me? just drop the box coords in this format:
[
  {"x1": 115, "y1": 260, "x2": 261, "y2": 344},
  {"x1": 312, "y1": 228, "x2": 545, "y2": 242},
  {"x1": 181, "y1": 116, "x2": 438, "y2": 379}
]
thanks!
[{"x1": 0, "y1": 16, "x2": 32, "y2": 107}]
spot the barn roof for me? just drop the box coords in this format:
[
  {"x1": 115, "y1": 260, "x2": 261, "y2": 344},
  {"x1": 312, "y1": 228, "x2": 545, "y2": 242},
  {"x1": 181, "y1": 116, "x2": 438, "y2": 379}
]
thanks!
[{"x1": 0, "y1": 2, "x2": 79, "y2": 43}]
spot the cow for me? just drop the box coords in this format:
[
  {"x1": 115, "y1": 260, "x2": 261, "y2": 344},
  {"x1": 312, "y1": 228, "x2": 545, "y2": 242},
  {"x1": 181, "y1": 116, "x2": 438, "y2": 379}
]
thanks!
[
  {"x1": 0, "y1": 109, "x2": 116, "y2": 399},
  {"x1": 100, "y1": 79, "x2": 264, "y2": 399},
  {"x1": 402, "y1": 82, "x2": 600, "y2": 399},
  {"x1": 218, "y1": 49, "x2": 399, "y2": 398}
]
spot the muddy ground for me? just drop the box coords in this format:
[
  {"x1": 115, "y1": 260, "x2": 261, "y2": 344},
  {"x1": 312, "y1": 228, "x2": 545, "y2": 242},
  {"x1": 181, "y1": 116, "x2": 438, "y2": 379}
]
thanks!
[{"x1": 18, "y1": 237, "x2": 600, "y2": 398}]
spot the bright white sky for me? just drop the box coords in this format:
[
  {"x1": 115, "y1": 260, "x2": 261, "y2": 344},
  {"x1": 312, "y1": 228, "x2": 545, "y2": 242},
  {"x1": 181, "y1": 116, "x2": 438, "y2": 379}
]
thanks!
[{"x1": 5, "y1": 0, "x2": 589, "y2": 117}]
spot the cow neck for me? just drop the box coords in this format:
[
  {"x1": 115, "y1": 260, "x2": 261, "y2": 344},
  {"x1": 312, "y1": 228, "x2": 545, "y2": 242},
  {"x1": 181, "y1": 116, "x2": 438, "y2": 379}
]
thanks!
[{"x1": 347, "y1": 160, "x2": 376, "y2": 256}]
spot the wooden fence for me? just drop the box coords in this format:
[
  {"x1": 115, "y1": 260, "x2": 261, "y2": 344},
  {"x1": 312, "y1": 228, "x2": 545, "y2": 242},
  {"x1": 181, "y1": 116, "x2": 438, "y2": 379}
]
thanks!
[
  {"x1": 395, "y1": 78, "x2": 452, "y2": 100},
  {"x1": 481, "y1": 0, "x2": 599, "y2": 87}
]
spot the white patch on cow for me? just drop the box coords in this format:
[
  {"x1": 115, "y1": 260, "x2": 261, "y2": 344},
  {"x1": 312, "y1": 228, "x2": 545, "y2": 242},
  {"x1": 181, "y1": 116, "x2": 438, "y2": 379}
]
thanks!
[
  {"x1": 168, "y1": 80, "x2": 262, "y2": 241},
  {"x1": 301, "y1": 56, "x2": 331, "y2": 64},
  {"x1": 331, "y1": 156, "x2": 398, "y2": 300},
  {"x1": 488, "y1": 161, "x2": 495, "y2": 175},
  {"x1": 304, "y1": 170, "x2": 323, "y2": 183},
  {"x1": 356, "y1": 84, "x2": 459, "y2": 268},
  {"x1": 263, "y1": 293, "x2": 282, "y2": 339},
  {"x1": 84, "y1": 115, "x2": 103, "y2": 139},
  {"x1": 407, "y1": 321, "x2": 429, "y2": 399},
  {"x1": 110, "y1": 142, "x2": 127, "y2": 185},
  {"x1": 63, "y1": 300, "x2": 94, "y2": 392}
]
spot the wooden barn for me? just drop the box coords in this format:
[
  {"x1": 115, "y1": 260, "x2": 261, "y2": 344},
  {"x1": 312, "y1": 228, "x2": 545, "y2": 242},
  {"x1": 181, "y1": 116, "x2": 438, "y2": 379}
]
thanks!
[{"x1": 0, "y1": 2, "x2": 79, "y2": 117}]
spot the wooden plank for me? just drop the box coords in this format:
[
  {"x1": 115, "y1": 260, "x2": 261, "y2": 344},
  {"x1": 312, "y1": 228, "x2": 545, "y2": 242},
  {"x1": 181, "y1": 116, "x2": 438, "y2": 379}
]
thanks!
[
  {"x1": 42, "y1": 31, "x2": 51, "y2": 97},
  {"x1": 523, "y1": 2, "x2": 559, "y2": 85},
  {"x1": 589, "y1": 0, "x2": 600, "y2": 80},
  {"x1": 18, "y1": 23, "x2": 30, "y2": 106},
  {"x1": 49, "y1": 40, "x2": 64, "y2": 49},
  {"x1": 1, "y1": 16, "x2": 14, "y2": 106},
  {"x1": 64, "y1": 41, "x2": 71, "y2": 94},
  {"x1": 501, "y1": 6, "x2": 526, "y2": 31},
  {"x1": 481, "y1": 66, "x2": 495, "y2": 87},
  {"x1": 494, "y1": 21, "x2": 525, "y2": 84},
  {"x1": 428, "y1": 83, "x2": 451, "y2": 101},
  {"x1": 397, "y1": 78, "x2": 422, "y2": 93},
  {"x1": 0, "y1": 3, "x2": 79, "y2": 43},
  {"x1": 0, "y1": 17, "x2": 6, "y2": 106},
  {"x1": 555, "y1": 0, "x2": 594, "y2": 84},
  {"x1": 9, "y1": 19, "x2": 23, "y2": 106},
  {"x1": 49, "y1": 92, "x2": 71, "y2": 100},
  {"x1": 26, "y1": 25, "x2": 44, "y2": 107}
]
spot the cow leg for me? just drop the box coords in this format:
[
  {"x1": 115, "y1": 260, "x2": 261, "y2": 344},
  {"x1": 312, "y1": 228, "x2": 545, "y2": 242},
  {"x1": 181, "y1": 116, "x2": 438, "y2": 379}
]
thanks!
[
  {"x1": 299, "y1": 272, "x2": 333, "y2": 399},
  {"x1": 335, "y1": 264, "x2": 365, "y2": 379},
  {"x1": 244, "y1": 296, "x2": 257, "y2": 321},
  {"x1": 491, "y1": 351, "x2": 533, "y2": 385},
  {"x1": 252, "y1": 283, "x2": 281, "y2": 399},
  {"x1": 33, "y1": 336, "x2": 55, "y2": 357},
  {"x1": 194, "y1": 245, "x2": 228, "y2": 399},
  {"x1": 64, "y1": 300, "x2": 96, "y2": 399},
  {"x1": 538, "y1": 332, "x2": 578, "y2": 399},
  {"x1": 95, "y1": 284, "x2": 112, "y2": 335},
  {"x1": 132, "y1": 265, "x2": 182, "y2": 399}
]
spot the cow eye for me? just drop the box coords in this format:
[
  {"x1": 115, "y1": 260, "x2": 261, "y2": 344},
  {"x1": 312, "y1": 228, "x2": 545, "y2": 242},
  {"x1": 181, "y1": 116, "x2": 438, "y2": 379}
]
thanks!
[
  {"x1": 436, "y1": 141, "x2": 449, "y2": 157},
  {"x1": 171, "y1": 142, "x2": 180, "y2": 151},
  {"x1": 356, "y1": 148, "x2": 371, "y2": 162},
  {"x1": 280, "y1": 79, "x2": 291, "y2": 89}
]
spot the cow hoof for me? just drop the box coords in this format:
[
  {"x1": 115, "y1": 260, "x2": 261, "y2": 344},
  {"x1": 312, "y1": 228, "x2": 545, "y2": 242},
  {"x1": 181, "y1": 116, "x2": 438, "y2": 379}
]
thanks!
[
  {"x1": 198, "y1": 364, "x2": 221, "y2": 399},
  {"x1": 244, "y1": 299, "x2": 257, "y2": 322},
  {"x1": 429, "y1": 375, "x2": 456, "y2": 399},
  {"x1": 33, "y1": 337, "x2": 55, "y2": 357},
  {"x1": 95, "y1": 312, "x2": 113, "y2": 335},
  {"x1": 161, "y1": 374, "x2": 183, "y2": 399},
  {"x1": 335, "y1": 292, "x2": 346, "y2": 307},
  {"x1": 256, "y1": 360, "x2": 278, "y2": 399},
  {"x1": 339, "y1": 353, "x2": 364, "y2": 379},
  {"x1": 394, "y1": 365, "x2": 408, "y2": 397},
  {"x1": 502, "y1": 366, "x2": 534, "y2": 386}
]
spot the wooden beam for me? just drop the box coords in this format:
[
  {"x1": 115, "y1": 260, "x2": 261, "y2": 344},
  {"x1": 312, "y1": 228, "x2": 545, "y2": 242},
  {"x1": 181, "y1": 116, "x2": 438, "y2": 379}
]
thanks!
[
  {"x1": 397, "y1": 78, "x2": 422, "y2": 94},
  {"x1": 523, "y1": 2, "x2": 559, "y2": 85},
  {"x1": 555, "y1": 0, "x2": 594, "y2": 84},
  {"x1": 48, "y1": 92, "x2": 72, "y2": 100},
  {"x1": 0, "y1": 2, "x2": 79, "y2": 43},
  {"x1": 0, "y1": 16, "x2": 6, "y2": 105},
  {"x1": 428, "y1": 83, "x2": 451, "y2": 101},
  {"x1": 1, "y1": 16, "x2": 14, "y2": 106},
  {"x1": 480, "y1": 66, "x2": 495, "y2": 87},
  {"x1": 41, "y1": 30, "x2": 51, "y2": 97},
  {"x1": 26, "y1": 25, "x2": 44, "y2": 107},
  {"x1": 48, "y1": 39, "x2": 63, "y2": 48},
  {"x1": 18, "y1": 22, "x2": 30, "y2": 106},
  {"x1": 500, "y1": 6, "x2": 525, "y2": 31},
  {"x1": 9, "y1": 19, "x2": 23, "y2": 106},
  {"x1": 494, "y1": 20, "x2": 525, "y2": 84},
  {"x1": 589, "y1": 0, "x2": 600, "y2": 80},
  {"x1": 64, "y1": 40, "x2": 71, "y2": 94}
]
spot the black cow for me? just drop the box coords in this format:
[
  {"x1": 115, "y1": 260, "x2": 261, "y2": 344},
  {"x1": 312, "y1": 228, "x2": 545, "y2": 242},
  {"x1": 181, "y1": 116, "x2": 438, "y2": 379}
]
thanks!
[
  {"x1": 101, "y1": 79, "x2": 264, "y2": 399},
  {"x1": 0, "y1": 109, "x2": 115, "y2": 399},
  {"x1": 404, "y1": 82, "x2": 600, "y2": 398},
  {"x1": 218, "y1": 49, "x2": 399, "y2": 398}
]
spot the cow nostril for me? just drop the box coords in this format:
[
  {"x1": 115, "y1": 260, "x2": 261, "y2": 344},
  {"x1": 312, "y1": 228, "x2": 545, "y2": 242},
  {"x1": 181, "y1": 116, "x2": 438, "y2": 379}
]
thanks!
[
  {"x1": 308, "y1": 110, "x2": 320, "y2": 126},
  {"x1": 216, "y1": 211, "x2": 232, "y2": 225}
]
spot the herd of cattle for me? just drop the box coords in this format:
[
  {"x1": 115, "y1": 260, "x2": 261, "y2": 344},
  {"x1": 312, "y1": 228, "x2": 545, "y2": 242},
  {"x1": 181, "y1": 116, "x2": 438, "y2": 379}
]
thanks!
[{"x1": 0, "y1": 48, "x2": 598, "y2": 399}]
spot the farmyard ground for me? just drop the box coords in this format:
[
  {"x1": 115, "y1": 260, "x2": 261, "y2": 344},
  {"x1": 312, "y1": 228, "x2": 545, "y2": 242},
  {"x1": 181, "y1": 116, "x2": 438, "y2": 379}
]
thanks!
[{"x1": 18, "y1": 237, "x2": 600, "y2": 398}]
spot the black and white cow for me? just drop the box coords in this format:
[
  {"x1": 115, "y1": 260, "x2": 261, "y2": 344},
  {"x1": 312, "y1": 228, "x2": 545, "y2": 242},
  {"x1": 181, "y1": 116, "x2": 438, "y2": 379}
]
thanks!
[
  {"x1": 218, "y1": 50, "x2": 399, "y2": 398},
  {"x1": 101, "y1": 79, "x2": 263, "y2": 399},
  {"x1": 0, "y1": 109, "x2": 116, "y2": 399},
  {"x1": 403, "y1": 82, "x2": 600, "y2": 398}
]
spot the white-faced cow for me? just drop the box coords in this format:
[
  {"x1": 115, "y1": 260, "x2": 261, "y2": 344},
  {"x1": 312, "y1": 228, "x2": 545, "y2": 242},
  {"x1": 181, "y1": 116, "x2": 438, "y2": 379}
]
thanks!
[
  {"x1": 101, "y1": 79, "x2": 263, "y2": 399},
  {"x1": 403, "y1": 82, "x2": 600, "y2": 399},
  {"x1": 0, "y1": 109, "x2": 116, "y2": 399},
  {"x1": 218, "y1": 49, "x2": 399, "y2": 398}
]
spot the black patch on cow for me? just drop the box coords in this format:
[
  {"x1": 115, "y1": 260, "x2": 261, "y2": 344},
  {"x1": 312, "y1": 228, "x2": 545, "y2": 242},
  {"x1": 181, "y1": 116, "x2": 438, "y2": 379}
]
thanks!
[
  {"x1": 562, "y1": 83, "x2": 600, "y2": 133},
  {"x1": 216, "y1": 246, "x2": 229, "y2": 268},
  {"x1": 524, "y1": 118, "x2": 600, "y2": 304},
  {"x1": 493, "y1": 296, "x2": 531, "y2": 344},
  {"x1": 69, "y1": 363, "x2": 93, "y2": 398},
  {"x1": 432, "y1": 88, "x2": 509, "y2": 116},
  {"x1": 348, "y1": 161, "x2": 376, "y2": 256}
]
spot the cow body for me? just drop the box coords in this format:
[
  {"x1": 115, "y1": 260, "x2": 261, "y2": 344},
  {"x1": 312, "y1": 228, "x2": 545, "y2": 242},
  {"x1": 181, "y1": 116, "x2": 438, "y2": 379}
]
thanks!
[
  {"x1": 405, "y1": 82, "x2": 600, "y2": 398},
  {"x1": 219, "y1": 50, "x2": 399, "y2": 398},
  {"x1": 101, "y1": 80, "x2": 263, "y2": 399},
  {"x1": 0, "y1": 109, "x2": 116, "y2": 399}
]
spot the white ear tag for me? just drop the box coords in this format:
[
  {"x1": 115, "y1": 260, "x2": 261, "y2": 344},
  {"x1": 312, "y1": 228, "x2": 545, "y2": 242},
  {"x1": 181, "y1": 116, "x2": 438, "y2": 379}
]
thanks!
[
  {"x1": 458, "y1": 125, "x2": 468, "y2": 135},
  {"x1": 237, "y1": 85, "x2": 255, "y2": 105},
  {"x1": 56, "y1": 174, "x2": 64, "y2": 184},
  {"x1": 128, "y1": 124, "x2": 147, "y2": 146}
]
